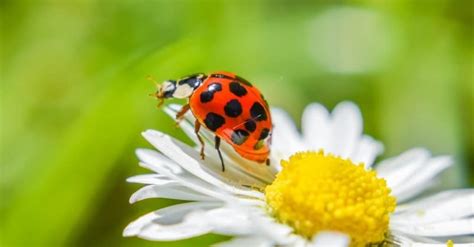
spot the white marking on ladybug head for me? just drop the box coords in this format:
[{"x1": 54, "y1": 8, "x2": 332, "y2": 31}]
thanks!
[
  {"x1": 162, "y1": 81, "x2": 175, "y2": 92},
  {"x1": 157, "y1": 80, "x2": 177, "y2": 99}
]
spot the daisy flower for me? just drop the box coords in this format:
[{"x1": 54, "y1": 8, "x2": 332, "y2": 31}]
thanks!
[{"x1": 124, "y1": 102, "x2": 474, "y2": 246}]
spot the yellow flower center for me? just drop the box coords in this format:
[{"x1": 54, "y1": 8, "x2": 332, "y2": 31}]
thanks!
[{"x1": 265, "y1": 151, "x2": 396, "y2": 246}]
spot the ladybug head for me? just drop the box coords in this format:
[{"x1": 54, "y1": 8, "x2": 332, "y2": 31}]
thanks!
[
  {"x1": 154, "y1": 80, "x2": 176, "y2": 107},
  {"x1": 156, "y1": 80, "x2": 177, "y2": 99},
  {"x1": 155, "y1": 74, "x2": 206, "y2": 106},
  {"x1": 157, "y1": 74, "x2": 205, "y2": 99}
]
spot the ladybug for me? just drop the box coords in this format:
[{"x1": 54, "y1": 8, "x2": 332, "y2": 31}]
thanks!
[{"x1": 154, "y1": 71, "x2": 272, "y2": 171}]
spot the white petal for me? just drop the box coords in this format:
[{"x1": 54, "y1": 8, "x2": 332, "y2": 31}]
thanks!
[
  {"x1": 126, "y1": 174, "x2": 171, "y2": 185},
  {"x1": 142, "y1": 130, "x2": 264, "y2": 199},
  {"x1": 311, "y1": 231, "x2": 350, "y2": 247},
  {"x1": 288, "y1": 237, "x2": 308, "y2": 247},
  {"x1": 349, "y1": 135, "x2": 384, "y2": 167},
  {"x1": 301, "y1": 102, "x2": 381, "y2": 165},
  {"x1": 376, "y1": 148, "x2": 431, "y2": 188},
  {"x1": 129, "y1": 184, "x2": 215, "y2": 203},
  {"x1": 271, "y1": 108, "x2": 305, "y2": 161},
  {"x1": 392, "y1": 189, "x2": 474, "y2": 225},
  {"x1": 327, "y1": 102, "x2": 363, "y2": 158},
  {"x1": 392, "y1": 155, "x2": 453, "y2": 202},
  {"x1": 375, "y1": 148, "x2": 453, "y2": 202},
  {"x1": 138, "y1": 160, "x2": 236, "y2": 202},
  {"x1": 394, "y1": 218, "x2": 474, "y2": 237},
  {"x1": 124, "y1": 202, "x2": 267, "y2": 242},
  {"x1": 394, "y1": 179, "x2": 437, "y2": 204},
  {"x1": 389, "y1": 232, "x2": 474, "y2": 247},
  {"x1": 376, "y1": 148, "x2": 453, "y2": 202},
  {"x1": 136, "y1": 148, "x2": 183, "y2": 174},
  {"x1": 136, "y1": 149, "x2": 234, "y2": 201},
  {"x1": 246, "y1": 209, "x2": 295, "y2": 245},
  {"x1": 207, "y1": 209, "x2": 252, "y2": 235},
  {"x1": 198, "y1": 204, "x2": 268, "y2": 236},
  {"x1": 302, "y1": 103, "x2": 331, "y2": 152},
  {"x1": 408, "y1": 244, "x2": 474, "y2": 247},
  {"x1": 123, "y1": 201, "x2": 221, "y2": 240},
  {"x1": 214, "y1": 237, "x2": 273, "y2": 247}
]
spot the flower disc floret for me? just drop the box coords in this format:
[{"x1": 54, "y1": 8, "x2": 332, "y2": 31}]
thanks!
[{"x1": 265, "y1": 151, "x2": 396, "y2": 246}]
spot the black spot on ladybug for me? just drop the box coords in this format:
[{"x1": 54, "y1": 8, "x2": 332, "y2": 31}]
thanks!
[
  {"x1": 204, "y1": 112, "x2": 225, "y2": 131},
  {"x1": 231, "y1": 129, "x2": 249, "y2": 145},
  {"x1": 244, "y1": 119, "x2": 257, "y2": 132},
  {"x1": 259, "y1": 128, "x2": 270, "y2": 140},
  {"x1": 229, "y1": 82, "x2": 247, "y2": 97},
  {"x1": 199, "y1": 83, "x2": 222, "y2": 103},
  {"x1": 236, "y1": 75, "x2": 253, "y2": 87},
  {"x1": 250, "y1": 102, "x2": 267, "y2": 121},
  {"x1": 224, "y1": 99, "x2": 242, "y2": 118},
  {"x1": 200, "y1": 92, "x2": 213, "y2": 103}
]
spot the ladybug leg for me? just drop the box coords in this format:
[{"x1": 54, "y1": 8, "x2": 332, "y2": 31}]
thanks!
[
  {"x1": 157, "y1": 98, "x2": 164, "y2": 108},
  {"x1": 175, "y1": 104, "x2": 190, "y2": 125},
  {"x1": 266, "y1": 159, "x2": 271, "y2": 166},
  {"x1": 194, "y1": 119, "x2": 205, "y2": 160},
  {"x1": 215, "y1": 136, "x2": 225, "y2": 172}
]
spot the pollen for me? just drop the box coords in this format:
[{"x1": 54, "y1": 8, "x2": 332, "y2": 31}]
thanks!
[
  {"x1": 265, "y1": 151, "x2": 396, "y2": 246},
  {"x1": 447, "y1": 240, "x2": 454, "y2": 247}
]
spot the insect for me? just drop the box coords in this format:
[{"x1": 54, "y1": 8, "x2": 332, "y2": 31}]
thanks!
[{"x1": 153, "y1": 71, "x2": 272, "y2": 171}]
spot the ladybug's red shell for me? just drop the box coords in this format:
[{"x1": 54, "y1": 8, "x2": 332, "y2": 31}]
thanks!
[{"x1": 189, "y1": 71, "x2": 272, "y2": 163}]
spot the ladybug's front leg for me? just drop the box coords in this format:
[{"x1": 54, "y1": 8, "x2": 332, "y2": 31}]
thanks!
[
  {"x1": 214, "y1": 136, "x2": 225, "y2": 172},
  {"x1": 194, "y1": 119, "x2": 205, "y2": 160},
  {"x1": 175, "y1": 104, "x2": 190, "y2": 125}
]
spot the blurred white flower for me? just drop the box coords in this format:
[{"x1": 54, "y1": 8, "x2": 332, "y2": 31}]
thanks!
[{"x1": 124, "y1": 102, "x2": 473, "y2": 246}]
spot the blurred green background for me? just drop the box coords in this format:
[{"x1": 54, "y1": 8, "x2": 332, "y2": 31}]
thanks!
[{"x1": 1, "y1": 0, "x2": 473, "y2": 246}]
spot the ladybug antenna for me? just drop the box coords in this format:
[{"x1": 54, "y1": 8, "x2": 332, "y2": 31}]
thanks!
[
  {"x1": 147, "y1": 75, "x2": 164, "y2": 107},
  {"x1": 146, "y1": 75, "x2": 159, "y2": 87}
]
